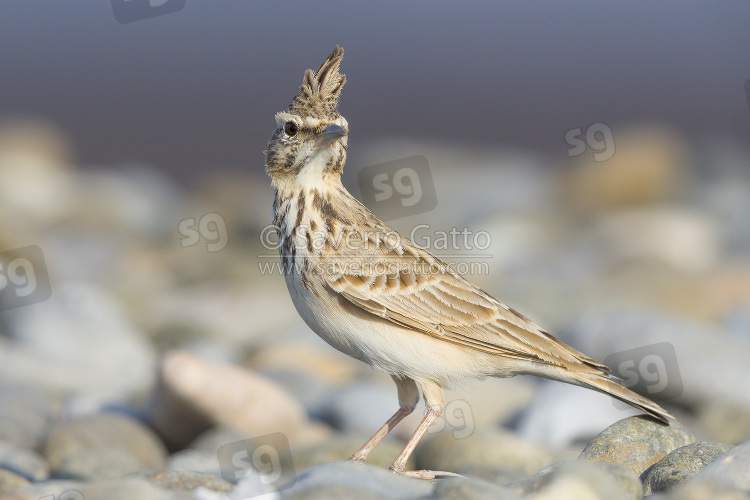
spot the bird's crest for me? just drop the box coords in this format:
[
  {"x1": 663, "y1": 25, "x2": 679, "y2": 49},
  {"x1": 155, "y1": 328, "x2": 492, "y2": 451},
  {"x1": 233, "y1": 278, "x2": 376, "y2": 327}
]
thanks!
[{"x1": 289, "y1": 46, "x2": 346, "y2": 119}]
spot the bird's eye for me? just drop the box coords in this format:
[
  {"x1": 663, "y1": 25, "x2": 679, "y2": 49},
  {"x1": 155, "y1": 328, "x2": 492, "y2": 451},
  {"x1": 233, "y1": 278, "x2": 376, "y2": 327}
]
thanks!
[{"x1": 284, "y1": 122, "x2": 298, "y2": 136}]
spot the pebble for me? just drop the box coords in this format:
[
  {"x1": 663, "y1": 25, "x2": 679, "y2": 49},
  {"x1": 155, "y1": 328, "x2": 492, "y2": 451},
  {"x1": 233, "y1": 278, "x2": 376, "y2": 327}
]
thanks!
[
  {"x1": 283, "y1": 484, "x2": 388, "y2": 500},
  {"x1": 147, "y1": 351, "x2": 308, "y2": 449},
  {"x1": 516, "y1": 380, "x2": 642, "y2": 447},
  {"x1": 168, "y1": 449, "x2": 224, "y2": 478},
  {"x1": 432, "y1": 476, "x2": 522, "y2": 500},
  {"x1": 3, "y1": 481, "x2": 88, "y2": 500},
  {"x1": 655, "y1": 476, "x2": 750, "y2": 500},
  {"x1": 0, "y1": 383, "x2": 58, "y2": 450},
  {"x1": 564, "y1": 125, "x2": 689, "y2": 210},
  {"x1": 510, "y1": 461, "x2": 642, "y2": 500},
  {"x1": 642, "y1": 441, "x2": 734, "y2": 494},
  {"x1": 137, "y1": 470, "x2": 233, "y2": 494},
  {"x1": 291, "y1": 434, "x2": 410, "y2": 472},
  {"x1": 0, "y1": 119, "x2": 74, "y2": 229},
  {"x1": 0, "y1": 283, "x2": 157, "y2": 399},
  {"x1": 249, "y1": 342, "x2": 359, "y2": 386},
  {"x1": 696, "y1": 402, "x2": 750, "y2": 445},
  {"x1": 695, "y1": 439, "x2": 750, "y2": 491},
  {"x1": 0, "y1": 468, "x2": 30, "y2": 495},
  {"x1": 43, "y1": 413, "x2": 168, "y2": 480},
  {"x1": 325, "y1": 381, "x2": 401, "y2": 434},
  {"x1": 560, "y1": 310, "x2": 750, "y2": 411},
  {"x1": 416, "y1": 427, "x2": 554, "y2": 480},
  {"x1": 278, "y1": 461, "x2": 433, "y2": 500},
  {"x1": 0, "y1": 441, "x2": 50, "y2": 481},
  {"x1": 578, "y1": 416, "x2": 695, "y2": 476},
  {"x1": 594, "y1": 207, "x2": 719, "y2": 273}
]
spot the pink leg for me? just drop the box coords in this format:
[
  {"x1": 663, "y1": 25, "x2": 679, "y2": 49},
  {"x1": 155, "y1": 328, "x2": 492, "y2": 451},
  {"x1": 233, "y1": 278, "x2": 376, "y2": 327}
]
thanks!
[
  {"x1": 349, "y1": 376, "x2": 419, "y2": 462},
  {"x1": 389, "y1": 380, "x2": 460, "y2": 480}
]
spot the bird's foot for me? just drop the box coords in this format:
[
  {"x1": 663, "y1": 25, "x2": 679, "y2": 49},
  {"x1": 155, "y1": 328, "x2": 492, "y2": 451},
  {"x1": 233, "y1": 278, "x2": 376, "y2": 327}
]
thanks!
[{"x1": 389, "y1": 466, "x2": 461, "y2": 480}]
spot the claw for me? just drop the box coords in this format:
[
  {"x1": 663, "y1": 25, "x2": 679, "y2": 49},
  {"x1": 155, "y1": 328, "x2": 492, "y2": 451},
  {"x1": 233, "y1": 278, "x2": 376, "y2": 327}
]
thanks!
[{"x1": 389, "y1": 466, "x2": 462, "y2": 480}]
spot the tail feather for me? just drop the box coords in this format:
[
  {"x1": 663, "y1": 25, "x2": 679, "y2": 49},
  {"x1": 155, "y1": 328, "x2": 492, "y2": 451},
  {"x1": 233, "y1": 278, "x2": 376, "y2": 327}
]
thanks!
[{"x1": 570, "y1": 371, "x2": 674, "y2": 424}]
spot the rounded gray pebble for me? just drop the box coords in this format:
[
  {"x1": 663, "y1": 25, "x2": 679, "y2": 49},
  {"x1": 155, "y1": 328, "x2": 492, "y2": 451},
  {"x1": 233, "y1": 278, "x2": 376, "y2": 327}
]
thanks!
[
  {"x1": 279, "y1": 461, "x2": 433, "y2": 500},
  {"x1": 52, "y1": 448, "x2": 143, "y2": 481},
  {"x1": 0, "y1": 440, "x2": 49, "y2": 481},
  {"x1": 168, "y1": 449, "x2": 223, "y2": 478},
  {"x1": 579, "y1": 416, "x2": 695, "y2": 475},
  {"x1": 510, "y1": 461, "x2": 642, "y2": 500},
  {"x1": 0, "y1": 383, "x2": 58, "y2": 449},
  {"x1": 642, "y1": 441, "x2": 734, "y2": 494},
  {"x1": 416, "y1": 428, "x2": 553, "y2": 479},
  {"x1": 284, "y1": 484, "x2": 388, "y2": 500},
  {"x1": 432, "y1": 476, "x2": 522, "y2": 500},
  {"x1": 291, "y1": 434, "x2": 411, "y2": 471},
  {"x1": 695, "y1": 439, "x2": 750, "y2": 491},
  {"x1": 44, "y1": 413, "x2": 168, "y2": 480}
]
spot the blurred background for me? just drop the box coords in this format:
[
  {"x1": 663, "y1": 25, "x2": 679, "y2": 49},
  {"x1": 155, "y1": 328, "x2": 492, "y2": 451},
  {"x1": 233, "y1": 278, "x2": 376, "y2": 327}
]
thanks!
[{"x1": 1, "y1": 0, "x2": 750, "y2": 494}]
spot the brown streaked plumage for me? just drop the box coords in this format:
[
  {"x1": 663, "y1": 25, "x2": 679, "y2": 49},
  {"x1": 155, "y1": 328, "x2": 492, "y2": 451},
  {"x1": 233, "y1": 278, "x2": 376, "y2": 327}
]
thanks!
[{"x1": 264, "y1": 46, "x2": 673, "y2": 480}]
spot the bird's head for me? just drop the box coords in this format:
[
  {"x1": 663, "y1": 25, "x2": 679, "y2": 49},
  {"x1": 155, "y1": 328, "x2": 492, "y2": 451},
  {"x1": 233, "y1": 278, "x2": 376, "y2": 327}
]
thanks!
[{"x1": 265, "y1": 46, "x2": 349, "y2": 189}]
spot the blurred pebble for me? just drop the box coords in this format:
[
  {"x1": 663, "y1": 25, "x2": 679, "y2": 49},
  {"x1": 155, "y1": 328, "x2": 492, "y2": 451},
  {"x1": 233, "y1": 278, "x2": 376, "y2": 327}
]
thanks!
[
  {"x1": 516, "y1": 380, "x2": 641, "y2": 447},
  {"x1": 136, "y1": 470, "x2": 233, "y2": 494},
  {"x1": 400, "y1": 378, "x2": 537, "y2": 442},
  {"x1": 695, "y1": 439, "x2": 750, "y2": 491},
  {"x1": 189, "y1": 426, "x2": 255, "y2": 455},
  {"x1": 0, "y1": 441, "x2": 49, "y2": 481},
  {"x1": 143, "y1": 286, "x2": 303, "y2": 356},
  {"x1": 578, "y1": 416, "x2": 695, "y2": 476},
  {"x1": 2, "y1": 480, "x2": 86, "y2": 500},
  {"x1": 564, "y1": 126, "x2": 689, "y2": 211},
  {"x1": 326, "y1": 382, "x2": 399, "y2": 434},
  {"x1": 43, "y1": 413, "x2": 167, "y2": 480},
  {"x1": 249, "y1": 343, "x2": 359, "y2": 386},
  {"x1": 290, "y1": 434, "x2": 410, "y2": 471},
  {"x1": 642, "y1": 441, "x2": 734, "y2": 494},
  {"x1": 0, "y1": 283, "x2": 156, "y2": 398},
  {"x1": 147, "y1": 351, "x2": 308, "y2": 449},
  {"x1": 432, "y1": 476, "x2": 522, "y2": 500},
  {"x1": 416, "y1": 427, "x2": 554, "y2": 480},
  {"x1": 0, "y1": 383, "x2": 58, "y2": 449},
  {"x1": 0, "y1": 119, "x2": 74, "y2": 235},
  {"x1": 278, "y1": 461, "x2": 432, "y2": 500},
  {"x1": 656, "y1": 476, "x2": 750, "y2": 500},
  {"x1": 594, "y1": 207, "x2": 719, "y2": 273},
  {"x1": 283, "y1": 484, "x2": 387, "y2": 500},
  {"x1": 560, "y1": 310, "x2": 750, "y2": 411},
  {"x1": 696, "y1": 402, "x2": 750, "y2": 445},
  {"x1": 258, "y1": 368, "x2": 336, "y2": 421},
  {"x1": 168, "y1": 449, "x2": 223, "y2": 478},
  {"x1": 0, "y1": 468, "x2": 30, "y2": 495},
  {"x1": 510, "y1": 461, "x2": 641, "y2": 500}
]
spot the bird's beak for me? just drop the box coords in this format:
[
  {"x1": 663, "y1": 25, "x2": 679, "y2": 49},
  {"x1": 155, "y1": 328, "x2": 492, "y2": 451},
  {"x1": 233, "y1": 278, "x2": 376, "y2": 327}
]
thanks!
[{"x1": 318, "y1": 123, "x2": 347, "y2": 144}]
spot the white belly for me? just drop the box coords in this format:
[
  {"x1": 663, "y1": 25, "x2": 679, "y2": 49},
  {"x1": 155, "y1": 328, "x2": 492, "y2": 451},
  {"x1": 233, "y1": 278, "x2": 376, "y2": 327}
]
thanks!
[{"x1": 284, "y1": 270, "x2": 514, "y2": 387}]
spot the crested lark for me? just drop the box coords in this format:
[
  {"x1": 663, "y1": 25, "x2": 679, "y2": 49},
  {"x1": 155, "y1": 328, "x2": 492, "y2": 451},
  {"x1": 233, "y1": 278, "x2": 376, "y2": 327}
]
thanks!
[{"x1": 265, "y1": 46, "x2": 673, "y2": 479}]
